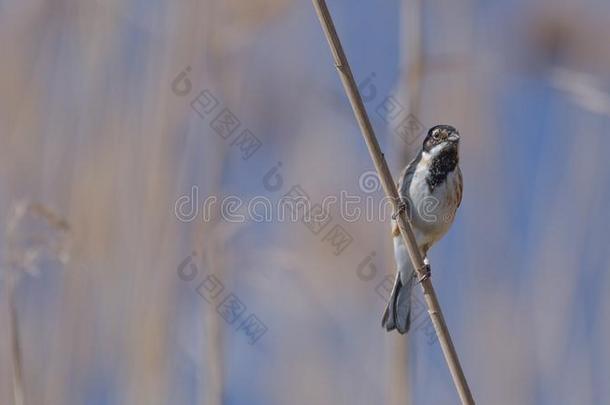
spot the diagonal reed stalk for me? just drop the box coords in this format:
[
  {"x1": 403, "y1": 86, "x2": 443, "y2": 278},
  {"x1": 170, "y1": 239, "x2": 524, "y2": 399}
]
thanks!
[{"x1": 311, "y1": 1, "x2": 475, "y2": 403}]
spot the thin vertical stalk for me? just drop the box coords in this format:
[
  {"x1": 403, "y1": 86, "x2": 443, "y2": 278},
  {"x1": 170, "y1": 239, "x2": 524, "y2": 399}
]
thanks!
[
  {"x1": 389, "y1": 1, "x2": 425, "y2": 403},
  {"x1": 8, "y1": 276, "x2": 24, "y2": 405},
  {"x1": 402, "y1": 0, "x2": 424, "y2": 121},
  {"x1": 311, "y1": 1, "x2": 475, "y2": 403}
]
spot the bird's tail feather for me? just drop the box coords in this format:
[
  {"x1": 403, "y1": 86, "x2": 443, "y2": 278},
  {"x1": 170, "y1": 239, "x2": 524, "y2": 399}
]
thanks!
[{"x1": 381, "y1": 272, "x2": 415, "y2": 334}]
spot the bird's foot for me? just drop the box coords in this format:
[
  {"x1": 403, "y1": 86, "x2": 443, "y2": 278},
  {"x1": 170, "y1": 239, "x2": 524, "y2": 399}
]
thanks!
[
  {"x1": 391, "y1": 198, "x2": 408, "y2": 220},
  {"x1": 417, "y1": 264, "x2": 431, "y2": 283}
]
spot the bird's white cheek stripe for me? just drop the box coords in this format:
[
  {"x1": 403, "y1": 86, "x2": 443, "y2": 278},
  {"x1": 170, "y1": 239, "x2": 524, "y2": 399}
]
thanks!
[
  {"x1": 420, "y1": 151, "x2": 433, "y2": 166},
  {"x1": 427, "y1": 143, "x2": 446, "y2": 158}
]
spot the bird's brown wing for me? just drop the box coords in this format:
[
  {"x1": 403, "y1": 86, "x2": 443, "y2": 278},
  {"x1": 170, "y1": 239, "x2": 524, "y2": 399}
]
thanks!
[{"x1": 392, "y1": 152, "x2": 422, "y2": 237}]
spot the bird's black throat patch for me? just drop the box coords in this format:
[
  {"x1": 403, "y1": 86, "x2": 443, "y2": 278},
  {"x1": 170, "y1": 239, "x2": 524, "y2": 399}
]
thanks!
[{"x1": 426, "y1": 145, "x2": 458, "y2": 191}]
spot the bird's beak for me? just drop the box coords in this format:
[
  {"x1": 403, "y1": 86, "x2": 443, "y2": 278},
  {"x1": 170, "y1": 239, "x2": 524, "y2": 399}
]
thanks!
[{"x1": 448, "y1": 131, "x2": 460, "y2": 142}]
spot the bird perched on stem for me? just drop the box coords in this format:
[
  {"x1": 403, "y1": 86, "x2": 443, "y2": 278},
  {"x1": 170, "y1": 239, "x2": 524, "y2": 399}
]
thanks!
[{"x1": 382, "y1": 125, "x2": 463, "y2": 334}]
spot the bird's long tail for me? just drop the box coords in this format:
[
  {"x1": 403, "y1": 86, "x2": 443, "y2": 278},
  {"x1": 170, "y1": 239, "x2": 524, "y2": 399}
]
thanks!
[{"x1": 381, "y1": 271, "x2": 415, "y2": 334}]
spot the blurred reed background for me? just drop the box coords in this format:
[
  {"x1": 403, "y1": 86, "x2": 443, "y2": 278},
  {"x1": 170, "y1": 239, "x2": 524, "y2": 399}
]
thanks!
[{"x1": 0, "y1": 0, "x2": 609, "y2": 404}]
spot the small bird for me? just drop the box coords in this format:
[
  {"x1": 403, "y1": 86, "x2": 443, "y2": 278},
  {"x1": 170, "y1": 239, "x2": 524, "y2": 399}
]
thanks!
[{"x1": 382, "y1": 124, "x2": 463, "y2": 334}]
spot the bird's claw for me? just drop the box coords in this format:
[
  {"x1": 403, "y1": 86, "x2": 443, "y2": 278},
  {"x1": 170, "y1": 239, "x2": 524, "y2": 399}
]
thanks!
[
  {"x1": 391, "y1": 199, "x2": 407, "y2": 220},
  {"x1": 417, "y1": 264, "x2": 431, "y2": 283}
]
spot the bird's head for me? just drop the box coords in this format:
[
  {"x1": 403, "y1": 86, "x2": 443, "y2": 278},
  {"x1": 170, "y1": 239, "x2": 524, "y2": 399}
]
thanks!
[{"x1": 422, "y1": 125, "x2": 460, "y2": 157}]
